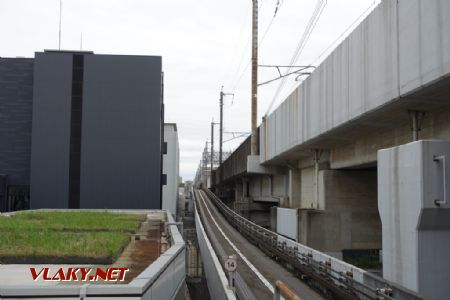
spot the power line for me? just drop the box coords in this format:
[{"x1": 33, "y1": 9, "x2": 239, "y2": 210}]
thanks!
[
  {"x1": 273, "y1": 0, "x2": 284, "y2": 18},
  {"x1": 257, "y1": 65, "x2": 315, "y2": 87},
  {"x1": 223, "y1": 134, "x2": 250, "y2": 144},
  {"x1": 229, "y1": 33, "x2": 251, "y2": 91},
  {"x1": 265, "y1": 0, "x2": 327, "y2": 116},
  {"x1": 229, "y1": 1, "x2": 282, "y2": 93},
  {"x1": 225, "y1": 5, "x2": 252, "y2": 90},
  {"x1": 230, "y1": 19, "x2": 276, "y2": 92},
  {"x1": 282, "y1": 0, "x2": 379, "y2": 104},
  {"x1": 311, "y1": 0, "x2": 378, "y2": 67},
  {"x1": 228, "y1": 2, "x2": 264, "y2": 90}
]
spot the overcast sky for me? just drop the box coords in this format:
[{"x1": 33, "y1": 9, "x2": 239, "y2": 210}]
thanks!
[{"x1": 0, "y1": 0, "x2": 379, "y2": 180}]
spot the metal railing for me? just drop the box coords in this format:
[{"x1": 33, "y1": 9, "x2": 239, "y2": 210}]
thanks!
[{"x1": 201, "y1": 188, "x2": 424, "y2": 300}]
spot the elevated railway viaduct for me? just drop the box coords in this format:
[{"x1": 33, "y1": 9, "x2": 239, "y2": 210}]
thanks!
[{"x1": 206, "y1": 1, "x2": 450, "y2": 299}]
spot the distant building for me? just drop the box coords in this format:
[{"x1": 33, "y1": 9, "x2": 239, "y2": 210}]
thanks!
[
  {"x1": 0, "y1": 58, "x2": 34, "y2": 211},
  {"x1": 162, "y1": 123, "x2": 179, "y2": 217},
  {"x1": 0, "y1": 50, "x2": 164, "y2": 211}
]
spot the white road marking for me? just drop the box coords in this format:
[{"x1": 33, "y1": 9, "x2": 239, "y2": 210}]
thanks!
[{"x1": 197, "y1": 190, "x2": 275, "y2": 294}]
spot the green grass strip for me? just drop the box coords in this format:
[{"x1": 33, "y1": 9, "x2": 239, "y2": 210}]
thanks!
[{"x1": 0, "y1": 211, "x2": 146, "y2": 260}]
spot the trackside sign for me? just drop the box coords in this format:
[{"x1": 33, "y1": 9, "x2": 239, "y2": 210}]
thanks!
[{"x1": 30, "y1": 267, "x2": 129, "y2": 282}]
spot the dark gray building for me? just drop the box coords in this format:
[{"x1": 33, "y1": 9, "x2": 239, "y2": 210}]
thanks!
[
  {"x1": 0, "y1": 58, "x2": 34, "y2": 211},
  {"x1": 0, "y1": 51, "x2": 164, "y2": 211}
]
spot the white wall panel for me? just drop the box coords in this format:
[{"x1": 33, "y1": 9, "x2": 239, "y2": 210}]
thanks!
[
  {"x1": 162, "y1": 124, "x2": 179, "y2": 217},
  {"x1": 399, "y1": 0, "x2": 450, "y2": 94},
  {"x1": 347, "y1": 24, "x2": 366, "y2": 120},
  {"x1": 261, "y1": 0, "x2": 450, "y2": 163},
  {"x1": 276, "y1": 208, "x2": 298, "y2": 241},
  {"x1": 366, "y1": 0, "x2": 398, "y2": 110},
  {"x1": 443, "y1": 0, "x2": 450, "y2": 75},
  {"x1": 378, "y1": 140, "x2": 450, "y2": 299}
]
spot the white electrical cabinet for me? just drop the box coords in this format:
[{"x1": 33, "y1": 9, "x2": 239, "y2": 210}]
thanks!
[
  {"x1": 276, "y1": 207, "x2": 298, "y2": 241},
  {"x1": 378, "y1": 140, "x2": 450, "y2": 300}
]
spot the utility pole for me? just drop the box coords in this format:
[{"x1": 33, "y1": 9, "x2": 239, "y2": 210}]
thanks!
[
  {"x1": 219, "y1": 87, "x2": 234, "y2": 166},
  {"x1": 211, "y1": 121, "x2": 215, "y2": 173},
  {"x1": 204, "y1": 141, "x2": 209, "y2": 186},
  {"x1": 220, "y1": 89, "x2": 224, "y2": 166},
  {"x1": 251, "y1": 0, "x2": 259, "y2": 155}
]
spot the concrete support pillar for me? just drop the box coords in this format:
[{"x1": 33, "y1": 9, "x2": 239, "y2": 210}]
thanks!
[
  {"x1": 312, "y1": 149, "x2": 324, "y2": 210},
  {"x1": 408, "y1": 110, "x2": 425, "y2": 141},
  {"x1": 305, "y1": 169, "x2": 381, "y2": 258},
  {"x1": 378, "y1": 140, "x2": 450, "y2": 300},
  {"x1": 268, "y1": 175, "x2": 273, "y2": 197},
  {"x1": 242, "y1": 177, "x2": 248, "y2": 197},
  {"x1": 241, "y1": 177, "x2": 250, "y2": 218},
  {"x1": 270, "y1": 206, "x2": 277, "y2": 232},
  {"x1": 299, "y1": 161, "x2": 327, "y2": 210},
  {"x1": 298, "y1": 210, "x2": 309, "y2": 244},
  {"x1": 288, "y1": 168, "x2": 301, "y2": 208},
  {"x1": 233, "y1": 181, "x2": 243, "y2": 213}
]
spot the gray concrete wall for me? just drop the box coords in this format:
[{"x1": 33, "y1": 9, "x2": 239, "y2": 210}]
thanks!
[
  {"x1": 272, "y1": 174, "x2": 286, "y2": 197},
  {"x1": 378, "y1": 140, "x2": 450, "y2": 300},
  {"x1": 246, "y1": 173, "x2": 288, "y2": 203},
  {"x1": 0, "y1": 58, "x2": 34, "y2": 187},
  {"x1": 248, "y1": 204, "x2": 272, "y2": 228},
  {"x1": 300, "y1": 167, "x2": 315, "y2": 209},
  {"x1": 331, "y1": 108, "x2": 450, "y2": 169},
  {"x1": 215, "y1": 136, "x2": 251, "y2": 183},
  {"x1": 30, "y1": 52, "x2": 73, "y2": 209},
  {"x1": 260, "y1": 0, "x2": 450, "y2": 164},
  {"x1": 261, "y1": 175, "x2": 270, "y2": 197},
  {"x1": 249, "y1": 176, "x2": 261, "y2": 198},
  {"x1": 80, "y1": 54, "x2": 162, "y2": 209},
  {"x1": 288, "y1": 169, "x2": 301, "y2": 207}
]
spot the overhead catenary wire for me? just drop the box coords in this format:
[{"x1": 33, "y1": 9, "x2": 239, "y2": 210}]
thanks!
[
  {"x1": 224, "y1": 1, "x2": 286, "y2": 158},
  {"x1": 227, "y1": 14, "x2": 252, "y2": 92},
  {"x1": 228, "y1": 1, "x2": 265, "y2": 91},
  {"x1": 229, "y1": 1, "x2": 283, "y2": 93},
  {"x1": 311, "y1": 0, "x2": 378, "y2": 67},
  {"x1": 265, "y1": 0, "x2": 327, "y2": 116},
  {"x1": 223, "y1": 134, "x2": 250, "y2": 144},
  {"x1": 257, "y1": 65, "x2": 315, "y2": 87},
  {"x1": 275, "y1": 0, "x2": 380, "y2": 115}
]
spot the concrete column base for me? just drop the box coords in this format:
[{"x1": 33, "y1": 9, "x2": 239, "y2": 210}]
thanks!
[
  {"x1": 302, "y1": 169, "x2": 381, "y2": 258},
  {"x1": 378, "y1": 140, "x2": 450, "y2": 300}
]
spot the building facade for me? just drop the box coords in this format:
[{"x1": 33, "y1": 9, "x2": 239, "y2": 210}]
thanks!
[
  {"x1": 0, "y1": 58, "x2": 34, "y2": 211},
  {"x1": 162, "y1": 123, "x2": 179, "y2": 217},
  {"x1": 0, "y1": 50, "x2": 164, "y2": 211}
]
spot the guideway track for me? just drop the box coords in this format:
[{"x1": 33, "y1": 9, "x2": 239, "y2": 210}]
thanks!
[
  {"x1": 195, "y1": 190, "x2": 261, "y2": 300},
  {"x1": 195, "y1": 189, "x2": 323, "y2": 300},
  {"x1": 199, "y1": 188, "x2": 401, "y2": 300}
]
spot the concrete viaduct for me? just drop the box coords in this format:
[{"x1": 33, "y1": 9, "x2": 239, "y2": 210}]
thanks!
[{"x1": 207, "y1": 0, "x2": 450, "y2": 299}]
